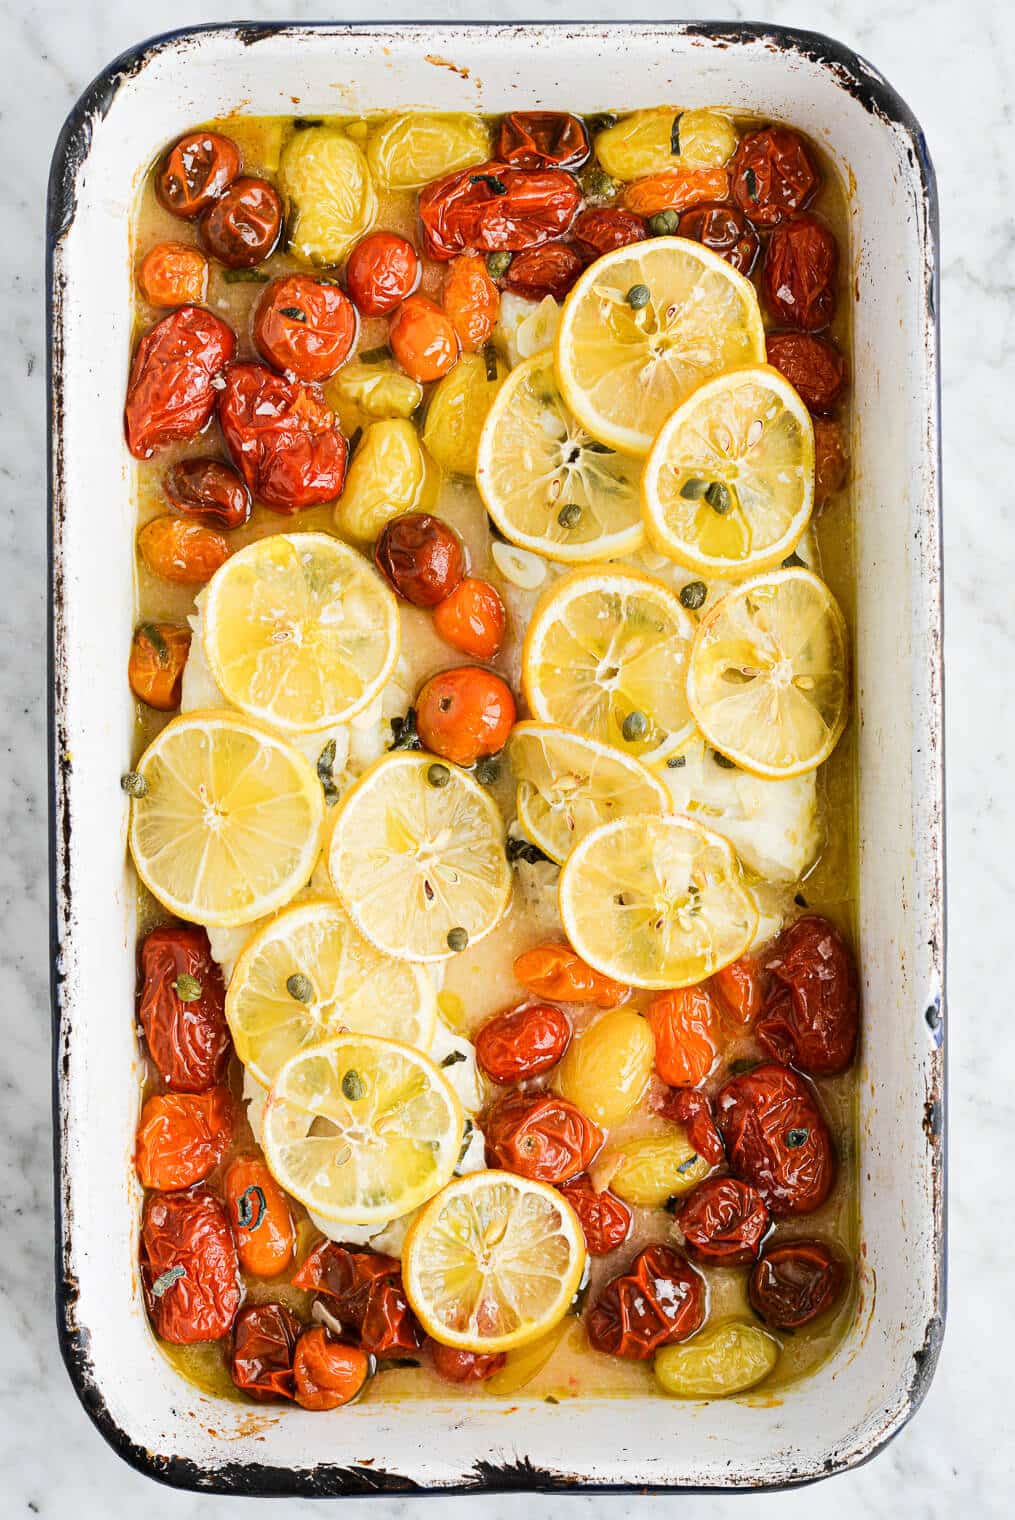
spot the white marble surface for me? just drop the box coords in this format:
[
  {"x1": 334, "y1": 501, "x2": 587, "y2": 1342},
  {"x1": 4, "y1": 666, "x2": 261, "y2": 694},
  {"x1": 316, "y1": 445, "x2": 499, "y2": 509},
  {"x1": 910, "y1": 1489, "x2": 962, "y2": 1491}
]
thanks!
[{"x1": 0, "y1": 0, "x2": 1009, "y2": 1513}]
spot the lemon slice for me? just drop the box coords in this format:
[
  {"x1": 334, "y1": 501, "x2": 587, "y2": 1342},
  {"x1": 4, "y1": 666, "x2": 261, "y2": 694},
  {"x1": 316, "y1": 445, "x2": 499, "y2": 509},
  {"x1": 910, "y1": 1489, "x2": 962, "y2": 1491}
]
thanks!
[
  {"x1": 558, "y1": 814, "x2": 758, "y2": 989},
  {"x1": 128, "y1": 710, "x2": 324, "y2": 928},
  {"x1": 327, "y1": 752, "x2": 512, "y2": 962},
  {"x1": 510, "y1": 721, "x2": 669, "y2": 864},
  {"x1": 402, "y1": 1171, "x2": 587, "y2": 1354},
  {"x1": 522, "y1": 567, "x2": 696, "y2": 763},
  {"x1": 687, "y1": 568, "x2": 849, "y2": 778},
  {"x1": 226, "y1": 899, "x2": 438, "y2": 1087},
  {"x1": 475, "y1": 352, "x2": 644, "y2": 562},
  {"x1": 555, "y1": 237, "x2": 765, "y2": 455},
  {"x1": 262, "y1": 1034, "x2": 463, "y2": 1226},
  {"x1": 202, "y1": 533, "x2": 399, "y2": 734},
  {"x1": 642, "y1": 366, "x2": 814, "y2": 576}
]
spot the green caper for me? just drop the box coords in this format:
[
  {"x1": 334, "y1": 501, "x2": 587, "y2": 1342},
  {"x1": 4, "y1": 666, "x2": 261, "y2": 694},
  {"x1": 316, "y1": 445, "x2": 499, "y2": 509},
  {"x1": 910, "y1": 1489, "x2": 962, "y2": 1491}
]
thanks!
[
  {"x1": 558, "y1": 502, "x2": 583, "y2": 529},
  {"x1": 486, "y1": 251, "x2": 512, "y2": 280},
  {"x1": 447, "y1": 927, "x2": 469, "y2": 953},
  {"x1": 622, "y1": 711, "x2": 648, "y2": 742},
  {"x1": 173, "y1": 974, "x2": 202, "y2": 1002},
  {"x1": 626, "y1": 283, "x2": 651, "y2": 310},
  {"x1": 679, "y1": 478, "x2": 708, "y2": 500},
  {"x1": 286, "y1": 973, "x2": 314, "y2": 1003},
  {"x1": 705, "y1": 481, "x2": 731, "y2": 514},
  {"x1": 120, "y1": 771, "x2": 148, "y2": 798},
  {"x1": 679, "y1": 581, "x2": 707, "y2": 611},
  {"x1": 427, "y1": 762, "x2": 451, "y2": 789},
  {"x1": 648, "y1": 210, "x2": 679, "y2": 236},
  {"x1": 666, "y1": 754, "x2": 687, "y2": 769},
  {"x1": 590, "y1": 112, "x2": 618, "y2": 133},
  {"x1": 475, "y1": 757, "x2": 500, "y2": 786},
  {"x1": 342, "y1": 1070, "x2": 366, "y2": 1101}
]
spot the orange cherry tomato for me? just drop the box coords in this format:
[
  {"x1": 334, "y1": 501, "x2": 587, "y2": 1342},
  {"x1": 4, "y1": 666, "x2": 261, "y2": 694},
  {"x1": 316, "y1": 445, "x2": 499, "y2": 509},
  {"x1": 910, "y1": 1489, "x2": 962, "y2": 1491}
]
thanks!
[
  {"x1": 138, "y1": 242, "x2": 209, "y2": 307},
  {"x1": 623, "y1": 166, "x2": 729, "y2": 217},
  {"x1": 712, "y1": 955, "x2": 763, "y2": 1028},
  {"x1": 345, "y1": 231, "x2": 421, "y2": 316},
  {"x1": 389, "y1": 293, "x2": 461, "y2": 382},
  {"x1": 414, "y1": 666, "x2": 515, "y2": 766},
  {"x1": 137, "y1": 515, "x2": 231, "y2": 585},
  {"x1": 293, "y1": 1328, "x2": 369, "y2": 1410},
  {"x1": 433, "y1": 577, "x2": 506, "y2": 659},
  {"x1": 254, "y1": 275, "x2": 358, "y2": 382},
  {"x1": 128, "y1": 622, "x2": 191, "y2": 710},
  {"x1": 224, "y1": 1157, "x2": 296, "y2": 1278},
  {"x1": 513, "y1": 942, "x2": 630, "y2": 1009},
  {"x1": 134, "y1": 1087, "x2": 233, "y2": 1191},
  {"x1": 156, "y1": 131, "x2": 240, "y2": 219},
  {"x1": 645, "y1": 986, "x2": 720, "y2": 1087},
  {"x1": 442, "y1": 255, "x2": 500, "y2": 351}
]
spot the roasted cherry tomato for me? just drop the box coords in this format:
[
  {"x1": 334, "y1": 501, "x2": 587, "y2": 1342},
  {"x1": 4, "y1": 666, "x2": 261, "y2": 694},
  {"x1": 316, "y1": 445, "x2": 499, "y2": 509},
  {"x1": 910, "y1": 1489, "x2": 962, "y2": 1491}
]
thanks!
[
  {"x1": 427, "y1": 1340, "x2": 507, "y2": 1383},
  {"x1": 415, "y1": 666, "x2": 516, "y2": 767},
  {"x1": 757, "y1": 915, "x2": 859, "y2": 1075},
  {"x1": 433, "y1": 577, "x2": 506, "y2": 658},
  {"x1": 164, "y1": 457, "x2": 252, "y2": 529},
  {"x1": 587, "y1": 1245, "x2": 705, "y2": 1360},
  {"x1": 389, "y1": 293, "x2": 461, "y2": 382},
  {"x1": 571, "y1": 206, "x2": 648, "y2": 262},
  {"x1": 655, "y1": 1086, "x2": 725, "y2": 1166},
  {"x1": 623, "y1": 167, "x2": 728, "y2": 217},
  {"x1": 748, "y1": 1239, "x2": 847, "y2": 1328},
  {"x1": 218, "y1": 362, "x2": 349, "y2": 512},
  {"x1": 124, "y1": 305, "x2": 235, "y2": 458},
  {"x1": 345, "y1": 231, "x2": 421, "y2": 316},
  {"x1": 763, "y1": 215, "x2": 838, "y2": 332},
  {"x1": 294, "y1": 1243, "x2": 423, "y2": 1357},
  {"x1": 199, "y1": 177, "x2": 282, "y2": 268},
  {"x1": 766, "y1": 332, "x2": 847, "y2": 415},
  {"x1": 513, "y1": 943, "x2": 629, "y2": 1008},
  {"x1": 495, "y1": 112, "x2": 590, "y2": 171},
  {"x1": 224, "y1": 1157, "x2": 296, "y2": 1278},
  {"x1": 711, "y1": 955, "x2": 763, "y2": 1028},
  {"x1": 137, "y1": 515, "x2": 231, "y2": 585},
  {"x1": 419, "y1": 162, "x2": 582, "y2": 261},
  {"x1": 254, "y1": 275, "x2": 358, "y2": 382},
  {"x1": 731, "y1": 126, "x2": 819, "y2": 228},
  {"x1": 646, "y1": 986, "x2": 719, "y2": 1088},
  {"x1": 231, "y1": 1302, "x2": 301, "y2": 1401},
  {"x1": 503, "y1": 243, "x2": 583, "y2": 301},
  {"x1": 128, "y1": 622, "x2": 191, "y2": 711},
  {"x1": 442, "y1": 255, "x2": 500, "y2": 350},
  {"x1": 675, "y1": 1176, "x2": 771, "y2": 1266},
  {"x1": 293, "y1": 1328, "x2": 369, "y2": 1410},
  {"x1": 134, "y1": 1087, "x2": 233, "y2": 1191},
  {"x1": 715, "y1": 1062, "x2": 836, "y2": 1217},
  {"x1": 558, "y1": 1175, "x2": 632, "y2": 1256},
  {"x1": 813, "y1": 417, "x2": 849, "y2": 505},
  {"x1": 677, "y1": 202, "x2": 760, "y2": 276},
  {"x1": 475, "y1": 1001, "x2": 572, "y2": 1084},
  {"x1": 141, "y1": 1188, "x2": 241, "y2": 1344},
  {"x1": 138, "y1": 242, "x2": 209, "y2": 307},
  {"x1": 484, "y1": 1090, "x2": 603, "y2": 1184},
  {"x1": 374, "y1": 512, "x2": 466, "y2": 607},
  {"x1": 156, "y1": 131, "x2": 241, "y2": 219},
  {"x1": 139, "y1": 924, "x2": 231, "y2": 1093}
]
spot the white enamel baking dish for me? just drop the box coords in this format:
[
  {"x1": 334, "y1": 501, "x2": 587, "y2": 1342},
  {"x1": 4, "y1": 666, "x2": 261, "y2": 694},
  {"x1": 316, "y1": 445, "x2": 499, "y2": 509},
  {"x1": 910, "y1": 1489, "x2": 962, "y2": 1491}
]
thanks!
[{"x1": 47, "y1": 21, "x2": 944, "y2": 1496}]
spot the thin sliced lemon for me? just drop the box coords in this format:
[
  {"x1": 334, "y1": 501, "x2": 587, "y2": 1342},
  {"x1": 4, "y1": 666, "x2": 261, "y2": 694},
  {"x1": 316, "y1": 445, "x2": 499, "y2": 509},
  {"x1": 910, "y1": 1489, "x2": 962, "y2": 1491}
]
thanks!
[
  {"x1": 327, "y1": 752, "x2": 512, "y2": 962},
  {"x1": 402, "y1": 1171, "x2": 587, "y2": 1354},
  {"x1": 558, "y1": 814, "x2": 758, "y2": 989},
  {"x1": 687, "y1": 568, "x2": 849, "y2": 778},
  {"x1": 262, "y1": 1034, "x2": 463, "y2": 1226},
  {"x1": 476, "y1": 352, "x2": 644, "y2": 562},
  {"x1": 128, "y1": 710, "x2": 323, "y2": 928},
  {"x1": 510, "y1": 721, "x2": 668, "y2": 864},
  {"x1": 522, "y1": 567, "x2": 696, "y2": 763},
  {"x1": 642, "y1": 366, "x2": 814, "y2": 576},
  {"x1": 555, "y1": 237, "x2": 765, "y2": 455},
  {"x1": 202, "y1": 532, "x2": 399, "y2": 734},
  {"x1": 226, "y1": 898, "x2": 438, "y2": 1087}
]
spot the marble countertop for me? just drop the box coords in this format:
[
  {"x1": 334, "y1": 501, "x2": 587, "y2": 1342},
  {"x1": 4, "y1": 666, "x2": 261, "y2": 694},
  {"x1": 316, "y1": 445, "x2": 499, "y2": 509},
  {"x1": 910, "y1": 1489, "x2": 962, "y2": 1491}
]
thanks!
[{"x1": 2, "y1": 0, "x2": 1008, "y2": 1513}]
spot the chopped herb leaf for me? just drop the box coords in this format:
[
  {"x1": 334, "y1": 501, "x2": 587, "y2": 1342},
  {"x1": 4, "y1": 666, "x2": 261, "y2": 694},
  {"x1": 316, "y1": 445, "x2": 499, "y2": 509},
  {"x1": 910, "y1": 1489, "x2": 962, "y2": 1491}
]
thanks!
[
  {"x1": 470, "y1": 174, "x2": 508, "y2": 195},
  {"x1": 151, "y1": 1264, "x2": 186, "y2": 1298},
  {"x1": 670, "y1": 113, "x2": 683, "y2": 155},
  {"x1": 222, "y1": 267, "x2": 270, "y2": 283},
  {"x1": 279, "y1": 306, "x2": 307, "y2": 322},
  {"x1": 236, "y1": 1185, "x2": 267, "y2": 1231},
  {"x1": 389, "y1": 709, "x2": 422, "y2": 751},
  {"x1": 357, "y1": 343, "x2": 392, "y2": 365},
  {"x1": 506, "y1": 836, "x2": 552, "y2": 866},
  {"x1": 441, "y1": 1050, "x2": 467, "y2": 1068}
]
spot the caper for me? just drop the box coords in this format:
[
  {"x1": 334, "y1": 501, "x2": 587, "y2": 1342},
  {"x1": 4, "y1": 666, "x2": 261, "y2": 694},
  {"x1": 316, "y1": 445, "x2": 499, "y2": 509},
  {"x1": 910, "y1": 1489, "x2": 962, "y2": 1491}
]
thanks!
[
  {"x1": 427, "y1": 762, "x2": 451, "y2": 789},
  {"x1": 744, "y1": 166, "x2": 759, "y2": 202},
  {"x1": 666, "y1": 754, "x2": 687, "y2": 769},
  {"x1": 705, "y1": 481, "x2": 731, "y2": 514},
  {"x1": 486, "y1": 251, "x2": 512, "y2": 280},
  {"x1": 679, "y1": 477, "x2": 707, "y2": 500},
  {"x1": 475, "y1": 757, "x2": 500, "y2": 786},
  {"x1": 782, "y1": 551, "x2": 805, "y2": 568},
  {"x1": 679, "y1": 581, "x2": 707, "y2": 611},
  {"x1": 590, "y1": 112, "x2": 618, "y2": 133},
  {"x1": 622, "y1": 710, "x2": 648, "y2": 742},
  {"x1": 173, "y1": 974, "x2": 202, "y2": 1002},
  {"x1": 279, "y1": 306, "x2": 307, "y2": 322},
  {"x1": 447, "y1": 927, "x2": 469, "y2": 953},
  {"x1": 120, "y1": 771, "x2": 148, "y2": 798},
  {"x1": 286, "y1": 972, "x2": 314, "y2": 1003},
  {"x1": 342, "y1": 1069, "x2": 367, "y2": 1101},
  {"x1": 580, "y1": 166, "x2": 618, "y2": 202},
  {"x1": 626, "y1": 283, "x2": 651, "y2": 310},
  {"x1": 648, "y1": 210, "x2": 679, "y2": 236},
  {"x1": 558, "y1": 502, "x2": 583, "y2": 529}
]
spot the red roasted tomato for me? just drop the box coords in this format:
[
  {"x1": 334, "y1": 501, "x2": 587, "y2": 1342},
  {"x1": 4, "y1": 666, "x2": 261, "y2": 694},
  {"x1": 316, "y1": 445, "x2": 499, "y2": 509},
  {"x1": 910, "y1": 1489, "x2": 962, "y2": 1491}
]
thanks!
[
  {"x1": 587, "y1": 1245, "x2": 705, "y2": 1359},
  {"x1": 731, "y1": 126, "x2": 819, "y2": 227},
  {"x1": 814, "y1": 417, "x2": 849, "y2": 505},
  {"x1": 218, "y1": 362, "x2": 349, "y2": 512},
  {"x1": 128, "y1": 622, "x2": 191, "y2": 711},
  {"x1": 134, "y1": 1087, "x2": 233, "y2": 1191},
  {"x1": 415, "y1": 666, "x2": 516, "y2": 767},
  {"x1": 748, "y1": 1239, "x2": 847, "y2": 1328},
  {"x1": 293, "y1": 1328, "x2": 369, "y2": 1410},
  {"x1": 571, "y1": 206, "x2": 648, "y2": 262},
  {"x1": 141, "y1": 1188, "x2": 241, "y2": 1344},
  {"x1": 199, "y1": 177, "x2": 282, "y2": 268},
  {"x1": 558, "y1": 1175, "x2": 632, "y2": 1256},
  {"x1": 677, "y1": 202, "x2": 760, "y2": 276},
  {"x1": 254, "y1": 276, "x2": 358, "y2": 381},
  {"x1": 715, "y1": 1063, "x2": 836, "y2": 1217},
  {"x1": 124, "y1": 305, "x2": 235, "y2": 458},
  {"x1": 427, "y1": 1340, "x2": 506, "y2": 1383},
  {"x1": 345, "y1": 231, "x2": 421, "y2": 316},
  {"x1": 763, "y1": 215, "x2": 838, "y2": 332},
  {"x1": 675, "y1": 1176, "x2": 771, "y2": 1266},
  {"x1": 513, "y1": 943, "x2": 630, "y2": 1009},
  {"x1": 433, "y1": 577, "x2": 506, "y2": 659},
  {"x1": 224, "y1": 1157, "x2": 296, "y2": 1279},
  {"x1": 495, "y1": 112, "x2": 590, "y2": 170},
  {"x1": 503, "y1": 243, "x2": 584, "y2": 301},
  {"x1": 294, "y1": 1244, "x2": 423, "y2": 1357},
  {"x1": 475, "y1": 1001, "x2": 572, "y2": 1084},
  {"x1": 484, "y1": 1091, "x2": 603, "y2": 1184},
  {"x1": 655, "y1": 1086, "x2": 725, "y2": 1166},
  {"x1": 419, "y1": 162, "x2": 582, "y2": 261},
  {"x1": 374, "y1": 513, "x2": 466, "y2": 607},
  {"x1": 164, "y1": 457, "x2": 251, "y2": 529},
  {"x1": 138, "y1": 924, "x2": 231, "y2": 1093},
  {"x1": 757, "y1": 915, "x2": 859, "y2": 1075},
  {"x1": 766, "y1": 332, "x2": 847, "y2": 415},
  {"x1": 711, "y1": 954, "x2": 763, "y2": 1028},
  {"x1": 231, "y1": 1301, "x2": 301, "y2": 1401},
  {"x1": 156, "y1": 131, "x2": 240, "y2": 218}
]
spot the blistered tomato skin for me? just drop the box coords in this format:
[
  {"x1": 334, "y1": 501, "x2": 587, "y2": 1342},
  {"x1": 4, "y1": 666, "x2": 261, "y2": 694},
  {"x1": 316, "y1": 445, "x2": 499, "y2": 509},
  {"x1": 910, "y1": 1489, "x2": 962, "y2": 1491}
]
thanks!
[
  {"x1": 814, "y1": 417, "x2": 849, "y2": 505},
  {"x1": 484, "y1": 1090, "x2": 603, "y2": 1185},
  {"x1": 442, "y1": 255, "x2": 500, "y2": 350},
  {"x1": 345, "y1": 231, "x2": 421, "y2": 316},
  {"x1": 374, "y1": 513, "x2": 466, "y2": 607},
  {"x1": 138, "y1": 925, "x2": 230, "y2": 1091},
  {"x1": 138, "y1": 242, "x2": 208, "y2": 307},
  {"x1": 758, "y1": 915, "x2": 859, "y2": 1075},
  {"x1": 677, "y1": 202, "x2": 760, "y2": 276},
  {"x1": 254, "y1": 275, "x2": 358, "y2": 381},
  {"x1": 141, "y1": 1188, "x2": 241, "y2": 1344},
  {"x1": 433, "y1": 577, "x2": 506, "y2": 658},
  {"x1": 555, "y1": 1007, "x2": 655, "y2": 1127},
  {"x1": 415, "y1": 667, "x2": 516, "y2": 767},
  {"x1": 623, "y1": 167, "x2": 728, "y2": 217},
  {"x1": 428, "y1": 1340, "x2": 507, "y2": 1382},
  {"x1": 224, "y1": 1157, "x2": 296, "y2": 1278},
  {"x1": 503, "y1": 244, "x2": 584, "y2": 302},
  {"x1": 749, "y1": 1239, "x2": 847, "y2": 1328},
  {"x1": 646, "y1": 986, "x2": 719, "y2": 1088},
  {"x1": 675, "y1": 1176, "x2": 770, "y2": 1266},
  {"x1": 218, "y1": 362, "x2": 349, "y2": 512},
  {"x1": 389, "y1": 294, "x2": 461, "y2": 382},
  {"x1": 128, "y1": 622, "x2": 191, "y2": 711},
  {"x1": 571, "y1": 206, "x2": 648, "y2": 262},
  {"x1": 156, "y1": 131, "x2": 241, "y2": 218},
  {"x1": 293, "y1": 1328, "x2": 370, "y2": 1410},
  {"x1": 199, "y1": 177, "x2": 282, "y2": 268},
  {"x1": 475, "y1": 1002, "x2": 571, "y2": 1083},
  {"x1": 656, "y1": 1086, "x2": 725, "y2": 1167},
  {"x1": 513, "y1": 943, "x2": 630, "y2": 1008},
  {"x1": 138, "y1": 515, "x2": 231, "y2": 585},
  {"x1": 294, "y1": 1243, "x2": 423, "y2": 1357},
  {"x1": 587, "y1": 1245, "x2": 705, "y2": 1360},
  {"x1": 124, "y1": 305, "x2": 235, "y2": 459},
  {"x1": 763, "y1": 215, "x2": 838, "y2": 332},
  {"x1": 558, "y1": 1175, "x2": 632, "y2": 1256},
  {"x1": 732, "y1": 126, "x2": 819, "y2": 227},
  {"x1": 164, "y1": 457, "x2": 252, "y2": 529},
  {"x1": 712, "y1": 955, "x2": 763, "y2": 1028},
  {"x1": 496, "y1": 112, "x2": 591, "y2": 170},
  {"x1": 766, "y1": 332, "x2": 847, "y2": 415},
  {"x1": 231, "y1": 1302, "x2": 301, "y2": 1401},
  {"x1": 135, "y1": 1087, "x2": 233, "y2": 1191},
  {"x1": 419, "y1": 162, "x2": 582, "y2": 260},
  {"x1": 715, "y1": 1062, "x2": 836, "y2": 1216}
]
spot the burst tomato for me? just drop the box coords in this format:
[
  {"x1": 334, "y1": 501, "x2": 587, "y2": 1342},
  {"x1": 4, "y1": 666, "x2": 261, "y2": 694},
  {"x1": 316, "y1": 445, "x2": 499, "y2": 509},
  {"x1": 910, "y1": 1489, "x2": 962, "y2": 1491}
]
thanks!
[
  {"x1": 513, "y1": 943, "x2": 630, "y2": 1008},
  {"x1": 224, "y1": 1157, "x2": 296, "y2": 1278},
  {"x1": 748, "y1": 1239, "x2": 847, "y2": 1328},
  {"x1": 138, "y1": 242, "x2": 208, "y2": 307},
  {"x1": 731, "y1": 126, "x2": 819, "y2": 227},
  {"x1": 571, "y1": 206, "x2": 648, "y2": 262},
  {"x1": 163, "y1": 457, "x2": 251, "y2": 529},
  {"x1": 134, "y1": 1087, "x2": 233, "y2": 1191},
  {"x1": 137, "y1": 515, "x2": 231, "y2": 584},
  {"x1": 294, "y1": 1244, "x2": 423, "y2": 1357},
  {"x1": 138, "y1": 924, "x2": 231, "y2": 1093},
  {"x1": 345, "y1": 231, "x2": 421, "y2": 316},
  {"x1": 715, "y1": 1063, "x2": 836, "y2": 1217},
  {"x1": 558, "y1": 1175, "x2": 631, "y2": 1256},
  {"x1": 675, "y1": 1176, "x2": 770, "y2": 1266},
  {"x1": 293, "y1": 1328, "x2": 369, "y2": 1410},
  {"x1": 813, "y1": 417, "x2": 849, "y2": 505},
  {"x1": 199, "y1": 177, "x2": 282, "y2": 268},
  {"x1": 415, "y1": 666, "x2": 516, "y2": 766},
  {"x1": 711, "y1": 955, "x2": 763, "y2": 1028},
  {"x1": 124, "y1": 305, "x2": 235, "y2": 458},
  {"x1": 141, "y1": 1188, "x2": 241, "y2": 1343},
  {"x1": 218, "y1": 362, "x2": 349, "y2": 512},
  {"x1": 374, "y1": 512, "x2": 466, "y2": 607},
  {"x1": 495, "y1": 112, "x2": 590, "y2": 170},
  {"x1": 433, "y1": 577, "x2": 506, "y2": 659},
  {"x1": 646, "y1": 986, "x2": 720, "y2": 1088},
  {"x1": 475, "y1": 1001, "x2": 572, "y2": 1083},
  {"x1": 484, "y1": 1090, "x2": 603, "y2": 1184},
  {"x1": 442, "y1": 255, "x2": 500, "y2": 350},
  {"x1": 156, "y1": 131, "x2": 241, "y2": 219},
  {"x1": 503, "y1": 243, "x2": 583, "y2": 301},
  {"x1": 766, "y1": 332, "x2": 847, "y2": 415},
  {"x1": 655, "y1": 1086, "x2": 725, "y2": 1166},
  {"x1": 763, "y1": 214, "x2": 838, "y2": 332},
  {"x1": 427, "y1": 1340, "x2": 507, "y2": 1383},
  {"x1": 623, "y1": 166, "x2": 728, "y2": 217},
  {"x1": 254, "y1": 275, "x2": 358, "y2": 381},
  {"x1": 677, "y1": 202, "x2": 760, "y2": 275},
  {"x1": 758, "y1": 915, "x2": 859, "y2": 1075},
  {"x1": 128, "y1": 622, "x2": 191, "y2": 711},
  {"x1": 389, "y1": 293, "x2": 461, "y2": 382},
  {"x1": 419, "y1": 162, "x2": 582, "y2": 261},
  {"x1": 231, "y1": 1302, "x2": 301, "y2": 1401},
  {"x1": 587, "y1": 1245, "x2": 705, "y2": 1360}
]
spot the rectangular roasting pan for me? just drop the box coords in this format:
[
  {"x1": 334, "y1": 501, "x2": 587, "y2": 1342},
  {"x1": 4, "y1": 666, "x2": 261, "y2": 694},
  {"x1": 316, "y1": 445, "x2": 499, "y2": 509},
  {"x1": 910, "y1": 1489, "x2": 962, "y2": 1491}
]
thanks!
[{"x1": 47, "y1": 21, "x2": 944, "y2": 1497}]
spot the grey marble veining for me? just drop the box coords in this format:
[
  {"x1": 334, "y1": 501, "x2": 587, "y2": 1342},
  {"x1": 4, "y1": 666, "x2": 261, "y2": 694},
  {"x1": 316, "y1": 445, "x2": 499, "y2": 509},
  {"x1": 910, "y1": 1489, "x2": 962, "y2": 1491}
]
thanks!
[{"x1": 1, "y1": 0, "x2": 1010, "y2": 1513}]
